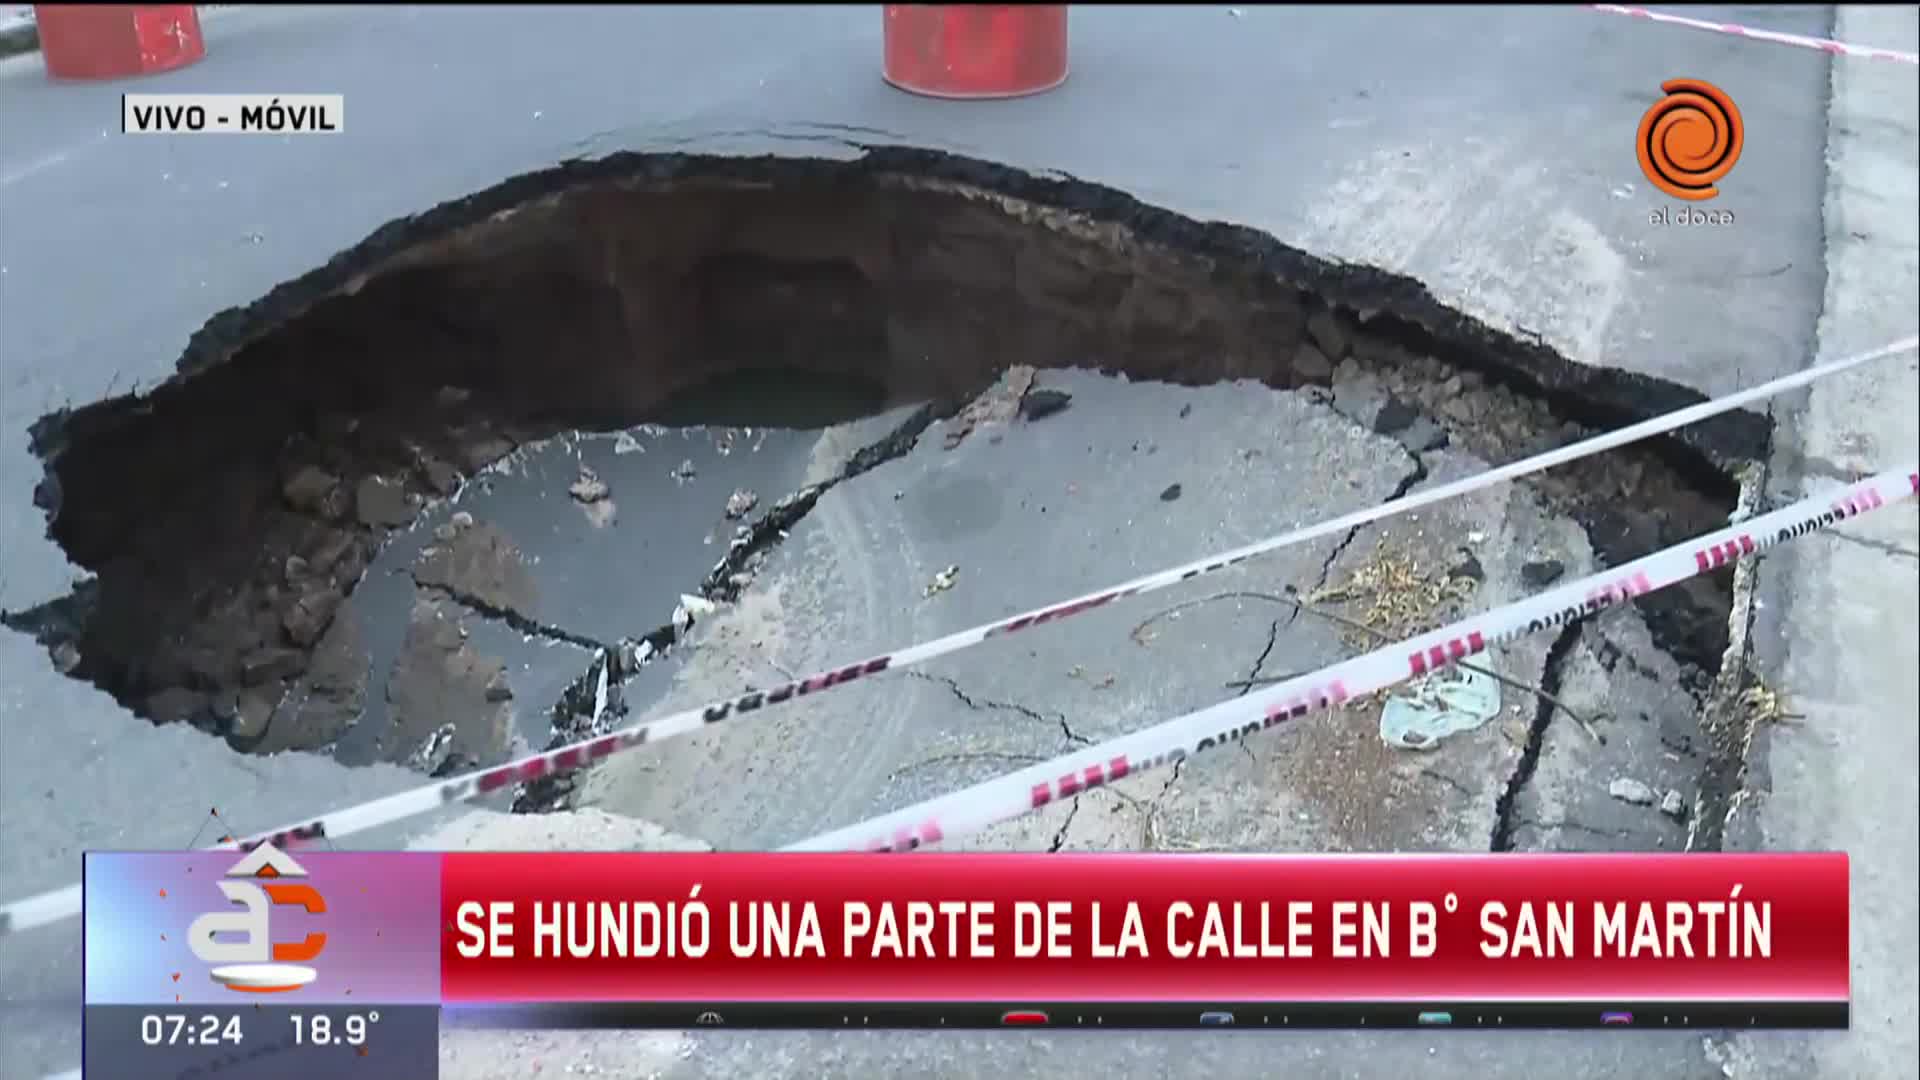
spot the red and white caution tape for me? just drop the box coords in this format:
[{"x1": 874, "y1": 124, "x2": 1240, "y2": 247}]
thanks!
[
  {"x1": 0, "y1": 336, "x2": 1913, "y2": 936},
  {"x1": 1589, "y1": 5, "x2": 1920, "y2": 65},
  {"x1": 789, "y1": 466, "x2": 1920, "y2": 853}
]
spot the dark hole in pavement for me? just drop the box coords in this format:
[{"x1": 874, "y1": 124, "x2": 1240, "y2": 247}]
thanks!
[{"x1": 5, "y1": 149, "x2": 1766, "y2": 810}]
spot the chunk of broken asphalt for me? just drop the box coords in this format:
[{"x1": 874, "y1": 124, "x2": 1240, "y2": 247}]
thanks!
[
  {"x1": 1520, "y1": 559, "x2": 1566, "y2": 588},
  {"x1": 1448, "y1": 548, "x2": 1485, "y2": 583},
  {"x1": 1659, "y1": 789, "x2": 1687, "y2": 819},
  {"x1": 924, "y1": 564, "x2": 961, "y2": 598},
  {"x1": 1608, "y1": 777, "x2": 1656, "y2": 805},
  {"x1": 1372, "y1": 396, "x2": 1418, "y2": 435},
  {"x1": 1018, "y1": 388, "x2": 1072, "y2": 421},
  {"x1": 569, "y1": 466, "x2": 610, "y2": 504}
]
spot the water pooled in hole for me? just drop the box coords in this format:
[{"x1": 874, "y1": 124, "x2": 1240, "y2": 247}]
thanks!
[{"x1": 333, "y1": 367, "x2": 887, "y2": 768}]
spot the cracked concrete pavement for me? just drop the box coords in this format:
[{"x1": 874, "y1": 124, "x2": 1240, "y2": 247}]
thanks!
[
  {"x1": 565, "y1": 372, "x2": 1722, "y2": 1078},
  {"x1": 1, "y1": 6, "x2": 1913, "y2": 1080},
  {"x1": 582, "y1": 371, "x2": 1415, "y2": 848}
]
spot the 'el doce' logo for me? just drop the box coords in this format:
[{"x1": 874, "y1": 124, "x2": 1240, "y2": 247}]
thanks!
[
  {"x1": 186, "y1": 844, "x2": 328, "y2": 993},
  {"x1": 1636, "y1": 78, "x2": 1744, "y2": 201}
]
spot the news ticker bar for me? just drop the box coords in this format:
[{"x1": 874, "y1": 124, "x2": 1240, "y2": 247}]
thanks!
[
  {"x1": 83, "y1": 995, "x2": 1847, "y2": 1080},
  {"x1": 121, "y1": 94, "x2": 344, "y2": 135},
  {"x1": 446, "y1": 1000, "x2": 1849, "y2": 1031}
]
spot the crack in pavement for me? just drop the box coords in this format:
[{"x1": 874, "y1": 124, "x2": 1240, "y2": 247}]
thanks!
[
  {"x1": 891, "y1": 750, "x2": 1047, "y2": 778},
  {"x1": 1827, "y1": 529, "x2": 1920, "y2": 560},
  {"x1": 640, "y1": 126, "x2": 883, "y2": 156},
  {"x1": 1418, "y1": 767, "x2": 1477, "y2": 799},
  {"x1": 1048, "y1": 796, "x2": 1082, "y2": 853},
  {"x1": 1138, "y1": 758, "x2": 1188, "y2": 851},
  {"x1": 909, "y1": 670, "x2": 1091, "y2": 746},
  {"x1": 412, "y1": 580, "x2": 612, "y2": 652},
  {"x1": 512, "y1": 406, "x2": 941, "y2": 813},
  {"x1": 1510, "y1": 815, "x2": 1632, "y2": 841},
  {"x1": 1490, "y1": 621, "x2": 1585, "y2": 851},
  {"x1": 1305, "y1": 528, "x2": 1363, "y2": 608},
  {"x1": 701, "y1": 403, "x2": 938, "y2": 603},
  {"x1": 1302, "y1": 387, "x2": 1432, "y2": 612},
  {"x1": 1237, "y1": 618, "x2": 1283, "y2": 699}
]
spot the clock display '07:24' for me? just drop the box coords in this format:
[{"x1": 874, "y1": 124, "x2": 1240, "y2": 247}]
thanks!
[{"x1": 140, "y1": 1013, "x2": 244, "y2": 1046}]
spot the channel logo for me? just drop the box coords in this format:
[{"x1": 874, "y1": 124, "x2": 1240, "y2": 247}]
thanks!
[
  {"x1": 185, "y1": 843, "x2": 328, "y2": 993},
  {"x1": 1635, "y1": 78, "x2": 1744, "y2": 201}
]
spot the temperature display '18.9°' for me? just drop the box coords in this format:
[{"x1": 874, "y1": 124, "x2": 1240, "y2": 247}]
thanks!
[{"x1": 290, "y1": 1010, "x2": 380, "y2": 1045}]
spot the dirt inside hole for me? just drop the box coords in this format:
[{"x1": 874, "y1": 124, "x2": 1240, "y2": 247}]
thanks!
[{"x1": 5, "y1": 148, "x2": 1764, "y2": 776}]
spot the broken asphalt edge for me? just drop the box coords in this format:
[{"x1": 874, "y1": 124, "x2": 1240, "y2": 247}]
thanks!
[{"x1": 21, "y1": 147, "x2": 1770, "y2": 494}]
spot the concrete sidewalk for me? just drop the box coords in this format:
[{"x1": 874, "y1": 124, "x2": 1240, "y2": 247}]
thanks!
[{"x1": 1723, "y1": 7, "x2": 1920, "y2": 1080}]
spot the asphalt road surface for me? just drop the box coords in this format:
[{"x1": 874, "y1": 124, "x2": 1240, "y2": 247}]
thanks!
[{"x1": 1, "y1": 6, "x2": 1914, "y2": 1079}]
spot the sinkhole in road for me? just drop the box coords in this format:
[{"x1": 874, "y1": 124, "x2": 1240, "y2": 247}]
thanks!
[{"x1": 6, "y1": 149, "x2": 1769, "y2": 833}]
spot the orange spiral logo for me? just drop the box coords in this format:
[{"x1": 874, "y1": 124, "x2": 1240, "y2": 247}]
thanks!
[{"x1": 1637, "y1": 79, "x2": 1744, "y2": 201}]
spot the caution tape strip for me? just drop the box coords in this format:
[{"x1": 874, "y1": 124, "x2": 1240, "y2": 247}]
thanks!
[
  {"x1": 0, "y1": 336, "x2": 1912, "y2": 936},
  {"x1": 1589, "y1": 5, "x2": 1920, "y2": 65},
  {"x1": 789, "y1": 465, "x2": 1920, "y2": 852}
]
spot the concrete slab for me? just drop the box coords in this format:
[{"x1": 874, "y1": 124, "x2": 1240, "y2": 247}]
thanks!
[
  {"x1": 581, "y1": 370, "x2": 1415, "y2": 846},
  {"x1": 567, "y1": 383, "x2": 1733, "y2": 1080}
]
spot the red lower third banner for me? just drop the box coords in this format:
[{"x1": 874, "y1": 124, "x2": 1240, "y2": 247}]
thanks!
[{"x1": 437, "y1": 853, "x2": 1849, "y2": 1005}]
